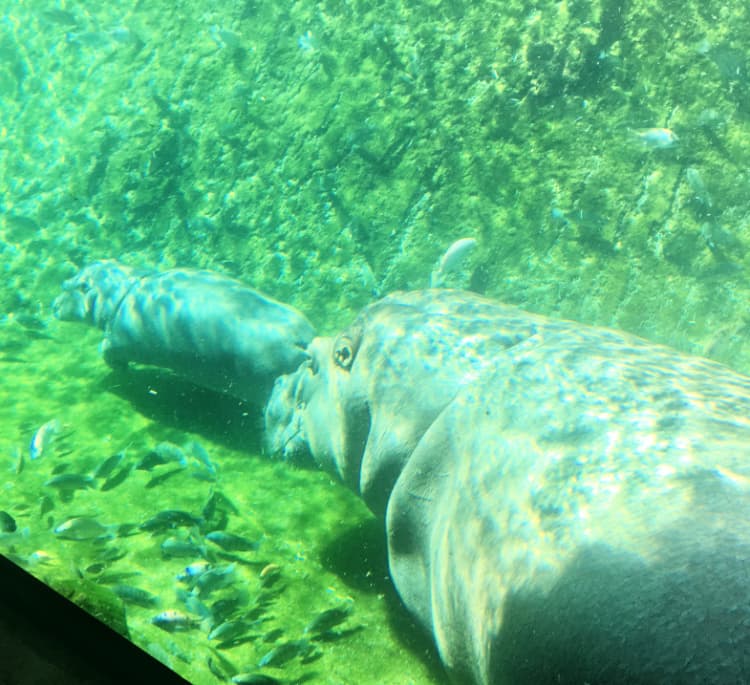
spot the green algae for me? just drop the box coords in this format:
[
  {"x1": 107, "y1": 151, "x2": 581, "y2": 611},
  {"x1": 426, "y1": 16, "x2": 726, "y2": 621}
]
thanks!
[
  {"x1": 2, "y1": 0, "x2": 750, "y2": 682},
  {"x1": 1, "y1": 0, "x2": 749, "y2": 350},
  {"x1": 0, "y1": 327, "x2": 444, "y2": 684}
]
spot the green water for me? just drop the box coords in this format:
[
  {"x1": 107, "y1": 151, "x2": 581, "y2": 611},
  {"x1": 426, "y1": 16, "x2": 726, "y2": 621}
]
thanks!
[{"x1": 2, "y1": 0, "x2": 750, "y2": 683}]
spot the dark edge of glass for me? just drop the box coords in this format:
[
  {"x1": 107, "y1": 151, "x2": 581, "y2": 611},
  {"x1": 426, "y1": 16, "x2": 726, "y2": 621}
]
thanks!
[{"x1": 0, "y1": 554, "x2": 189, "y2": 684}]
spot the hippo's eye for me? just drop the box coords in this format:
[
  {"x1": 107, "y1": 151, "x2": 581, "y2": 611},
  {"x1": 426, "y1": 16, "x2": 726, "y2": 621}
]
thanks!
[
  {"x1": 332, "y1": 325, "x2": 362, "y2": 371},
  {"x1": 334, "y1": 337, "x2": 354, "y2": 370}
]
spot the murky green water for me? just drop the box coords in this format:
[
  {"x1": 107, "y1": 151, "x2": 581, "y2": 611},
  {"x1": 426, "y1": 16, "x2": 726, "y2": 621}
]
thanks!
[{"x1": 2, "y1": 0, "x2": 750, "y2": 683}]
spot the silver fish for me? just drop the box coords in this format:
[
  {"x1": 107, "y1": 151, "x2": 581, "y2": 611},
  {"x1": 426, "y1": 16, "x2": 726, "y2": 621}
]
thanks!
[
  {"x1": 635, "y1": 127, "x2": 678, "y2": 149},
  {"x1": 177, "y1": 561, "x2": 212, "y2": 585},
  {"x1": 29, "y1": 419, "x2": 61, "y2": 460},
  {"x1": 54, "y1": 516, "x2": 111, "y2": 541},
  {"x1": 430, "y1": 238, "x2": 478, "y2": 287}
]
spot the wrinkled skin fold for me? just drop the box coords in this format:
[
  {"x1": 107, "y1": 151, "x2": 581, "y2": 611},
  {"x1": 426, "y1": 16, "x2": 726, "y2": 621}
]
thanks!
[
  {"x1": 54, "y1": 260, "x2": 315, "y2": 406},
  {"x1": 265, "y1": 289, "x2": 750, "y2": 685}
]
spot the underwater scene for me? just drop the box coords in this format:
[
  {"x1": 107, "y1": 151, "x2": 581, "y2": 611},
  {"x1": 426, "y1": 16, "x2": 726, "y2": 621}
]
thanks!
[{"x1": 3, "y1": 0, "x2": 750, "y2": 684}]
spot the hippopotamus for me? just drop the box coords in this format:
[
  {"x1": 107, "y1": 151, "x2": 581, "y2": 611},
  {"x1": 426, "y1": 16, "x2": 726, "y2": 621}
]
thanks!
[
  {"x1": 265, "y1": 288, "x2": 750, "y2": 685},
  {"x1": 53, "y1": 260, "x2": 315, "y2": 405},
  {"x1": 54, "y1": 261, "x2": 750, "y2": 683}
]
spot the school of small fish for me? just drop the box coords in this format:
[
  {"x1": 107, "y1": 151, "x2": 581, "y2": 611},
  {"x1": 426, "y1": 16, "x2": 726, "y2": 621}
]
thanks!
[{"x1": 1, "y1": 422, "x2": 358, "y2": 683}]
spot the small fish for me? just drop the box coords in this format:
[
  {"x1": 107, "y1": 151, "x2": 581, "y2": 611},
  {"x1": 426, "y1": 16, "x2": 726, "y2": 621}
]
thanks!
[
  {"x1": 50, "y1": 463, "x2": 71, "y2": 476},
  {"x1": 135, "y1": 450, "x2": 168, "y2": 471},
  {"x1": 206, "y1": 531, "x2": 260, "y2": 552},
  {"x1": 112, "y1": 584, "x2": 159, "y2": 608},
  {"x1": 231, "y1": 674, "x2": 282, "y2": 685},
  {"x1": 29, "y1": 419, "x2": 62, "y2": 460},
  {"x1": 257, "y1": 639, "x2": 313, "y2": 668},
  {"x1": 13, "y1": 313, "x2": 46, "y2": 332},
  {"x1": 195, "y1": 564, "x2": 236, "y2": 597},
  {"x1": 100, "y1": 464, "x2": 133, "y2": 491},
  {"x1": 430, "y1": 237, "x2": 478, "y2": 287},
  {"x1": 203, "y1": 490, "x2": 240, "y2": 518},
  {"x1": 44, "y1": 473, "x2": 95, "y2": 491},
  {"x1": 161, "y1": 535, "x2": 209, "y2": 559},
  {"x1": 208, "y1": 619, "x2": 257, "y2": 642},
  {"x1": 207, "y1": 654, "x2": 237, "y2": 681},
  {"x1": 54, "y1": 516, "x2": 111, "y2": 541},
  {"x1": 146, "y1": 467, "x2": 184, "y2": 489},
  {"x1": 177, "y1": 561, "x2": 212, "y2": 585},
  {"x1": 187, "y1": 441, "x2": 217, "y2": 476},
  {"x1": 154, "y1": 441, "x2": 188, "y2": 467},
  {"x1": 92, "y1": 451, "x2": 125, "y2": 479},
  {"x1": 39, "y1": 495, "x2": 55, "y2": 517},
  {"x1": 685, "y1": 167, "x2": 712, "y2": 208},
  {"x1": 139, "y1": 509, "x2": 203, "y2": 533},
  {"x1": 191, "y1": 468, "x2": 217, "y2": 483},
  {"x1": 28, "y1": 550, "x2": 56, "y2": 565},
  {"x1": 259, "y1": 564, "x2": 281, "y2": 588},
  {"x1": 304, "y1": 604, "x2": 353, "y2": 635},
  {"x1": 202, "y1": 489, "x2": 237, "y2": 531},
  {"x1": 701, "y1": 222, "x2": 743, "y2": 259},
  {"x1": 176, "y1": 588, "x2": 212, "y2": 619},
  {"x1": 92, "y1": 544, "x2": 127, "y2": 563},
  {"x1": 151, "y1": 609, "x2": 201, "y2": 632},
  {"x1": 209, "y1": 25, "x2": 242, "y2": 50},
  {"x1": 109, "y1": 26, "x2": 144, "y2": 49},
  {"x1": 210, "y1": 593, "x2": 248, "y2": 625},
  {"x1": 262, "y1": 628, "x2": 285, "y2": 643},
  {"x1": 635, "y1": 127, "x2": 678, "y2": 149},
  {"x1": 96, "y1": 570, "x2": 143, "y2": 585},
  {"x1": 65, "y1": 31, "x2": 112, "y2": 48},
  {"x1": 11, "y1": 446, "x2": 23, "y2": 475},
  {"x1": 0, "y1": 511, "x2": 17, "y2": 533}
]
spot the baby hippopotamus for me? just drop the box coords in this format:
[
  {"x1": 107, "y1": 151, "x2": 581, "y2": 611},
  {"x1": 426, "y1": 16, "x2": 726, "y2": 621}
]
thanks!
[
  {"x1": 54, "y1": 260, "x2": 315, "y2": 405},
  {"x1": 265, "y1": 289, "x2": 750, "y2": 685}
]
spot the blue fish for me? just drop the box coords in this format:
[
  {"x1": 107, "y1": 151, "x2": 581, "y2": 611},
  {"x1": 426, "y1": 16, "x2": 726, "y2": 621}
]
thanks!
[{"x1": 151, "y1": 610, "x2": 201, "y2": 632}]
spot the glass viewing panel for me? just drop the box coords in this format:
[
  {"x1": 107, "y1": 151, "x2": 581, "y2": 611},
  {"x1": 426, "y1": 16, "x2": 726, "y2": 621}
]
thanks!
[{"x1": 2, "y1": 1, "x2": 750, "y2": 684}]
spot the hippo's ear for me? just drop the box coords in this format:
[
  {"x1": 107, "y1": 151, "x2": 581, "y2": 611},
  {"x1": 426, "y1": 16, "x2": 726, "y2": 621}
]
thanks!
[{"x1": 332, "y1": 323, "x2": 363, "y2": 371}]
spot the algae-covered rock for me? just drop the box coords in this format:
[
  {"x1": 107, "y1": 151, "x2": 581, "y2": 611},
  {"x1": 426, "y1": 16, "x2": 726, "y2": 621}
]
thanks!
[{"x1": 1, "y1": 0, "x2": 748, "y2": 364}]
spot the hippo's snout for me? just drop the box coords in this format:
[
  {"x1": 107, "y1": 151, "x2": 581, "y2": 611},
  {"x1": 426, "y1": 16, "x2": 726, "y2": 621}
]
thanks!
[{"x1": 52, "y1": 288, "x2": 86, "y2": 322}]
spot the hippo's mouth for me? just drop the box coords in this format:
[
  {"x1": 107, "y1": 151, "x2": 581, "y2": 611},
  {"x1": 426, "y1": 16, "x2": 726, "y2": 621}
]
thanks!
[{"x1": 278, "y1": 421, "x2": 313, "y2": 467}]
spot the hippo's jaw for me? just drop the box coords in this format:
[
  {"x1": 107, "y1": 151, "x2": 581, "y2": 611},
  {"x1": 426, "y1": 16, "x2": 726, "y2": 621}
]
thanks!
[{"x1": 53, "y1": 260, "x2": 144, "y2": 329}]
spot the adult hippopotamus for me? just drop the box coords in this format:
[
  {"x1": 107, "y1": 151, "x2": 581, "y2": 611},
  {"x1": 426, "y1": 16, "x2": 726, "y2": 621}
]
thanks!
[
  {"x1": 265, "y1": 288, "x2": 750, "y2": 685},
  {"x1": 53, "y1": 260, "x2": 315, "y2": 406}
]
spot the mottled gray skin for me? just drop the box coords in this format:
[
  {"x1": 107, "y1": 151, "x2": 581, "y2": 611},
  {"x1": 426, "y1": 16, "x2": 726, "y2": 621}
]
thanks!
[
  {"x1": 54, "y1": 260, "x2": 315, "y2": 405},
  {"x1": 265, "y1": 289, "x2": 750, "y2": 685}
]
